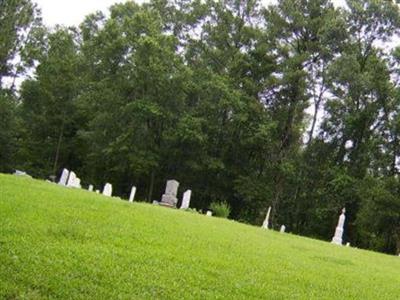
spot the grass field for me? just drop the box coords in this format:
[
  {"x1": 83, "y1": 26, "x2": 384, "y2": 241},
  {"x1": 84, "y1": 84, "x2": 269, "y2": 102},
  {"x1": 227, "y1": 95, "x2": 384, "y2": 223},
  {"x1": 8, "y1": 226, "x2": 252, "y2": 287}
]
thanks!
[{"x1": 1, "y1": 174, "x2": 399, "y2": 299}]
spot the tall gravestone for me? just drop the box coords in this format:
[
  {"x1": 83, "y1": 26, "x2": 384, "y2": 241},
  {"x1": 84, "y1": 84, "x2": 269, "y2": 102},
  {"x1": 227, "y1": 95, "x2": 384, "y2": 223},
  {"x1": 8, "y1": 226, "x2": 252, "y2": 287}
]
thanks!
[
  {"x1": 103, "y1": 183, "x2": 112, "y2": 197},
  {"x1": 280, "y1": 225, "x2": 286, "y2": 233},
  {"x1": 67, "y1": 171, "x2": 77, "y2": 187},
  {"x1": 129, "y1": 186, "x2": 137, "y2": 203},
  {"x1": 58, "y1": 168, "x2": 69, "y2": 186},
  {"x1": 88, "y1": 185, "x2": 94, "y2": 192},
  {"x1": 332, "y1": 208, "x2": 346, "y2": 245},
  {"x1": 160, "y1": 180, "x2": 179, "y2": 207},
  {"x1": 262, "y1": 206, "x2": 272, "y2": 229},
  {"x1": 180, "y1": 190, "x2": 192, "y2": 210}
]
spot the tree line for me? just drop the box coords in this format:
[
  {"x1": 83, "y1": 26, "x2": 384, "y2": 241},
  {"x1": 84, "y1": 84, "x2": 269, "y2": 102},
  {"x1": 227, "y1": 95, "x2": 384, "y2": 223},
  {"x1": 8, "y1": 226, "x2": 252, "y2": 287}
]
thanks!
[{"x1": 2, "y1": 0, "x2": 400, "y2": 254}]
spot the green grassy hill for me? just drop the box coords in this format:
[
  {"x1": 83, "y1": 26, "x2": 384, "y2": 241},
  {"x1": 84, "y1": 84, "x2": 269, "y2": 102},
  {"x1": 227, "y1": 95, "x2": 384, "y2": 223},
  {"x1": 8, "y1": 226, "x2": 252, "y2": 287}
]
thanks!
[{"x1": 1, "y1": 174, "x2": 399, "y2": 299}]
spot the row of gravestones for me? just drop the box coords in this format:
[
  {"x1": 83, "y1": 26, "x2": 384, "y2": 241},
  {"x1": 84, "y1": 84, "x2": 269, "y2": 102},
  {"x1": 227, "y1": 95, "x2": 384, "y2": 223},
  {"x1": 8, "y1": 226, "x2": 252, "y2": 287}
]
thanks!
[
  {"x1": 261, "y1": 206, "x2": 349, "y2": 246},
  {"x1": 155, "y1": 179, "x2": 214, "y2": 215},
  {"x1": 59, "y1": 168, "x2": 136, "y2": 201},
  {"x1": 18, "y1": 168, "x2": 351, "y2": 245},
  {"x1": 154, "y1": 179, "x2": 192, "y2": 210},
  {"x1": 58, "y1": 169, "x2": 202, "y2": 212},
  {"x1": 59, "y1": 169, "x2": 81, "y2": 188}
]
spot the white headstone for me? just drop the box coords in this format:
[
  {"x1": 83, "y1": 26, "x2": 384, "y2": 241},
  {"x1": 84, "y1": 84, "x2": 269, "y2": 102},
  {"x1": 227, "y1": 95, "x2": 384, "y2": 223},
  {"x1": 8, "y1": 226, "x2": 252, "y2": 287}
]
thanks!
[
  {"x1": 58, "y1": 168, "x2": 69, "y2": 186},
  {"x1": 280, "y1": 225, "x2": 286, "y2": 233},
  {"x1": 67, "y1": 171, "x2": 77, "y2": 187},
  {"x1": 160, "y1": 180, "x2": 179, "y2": 207},
  {"x1": 346, "y1": 242, "x2": 351, "y2": 247},
  {"x1": 14, "y1": 170, "x2": 31, "y2": 177},
  {"x1": 75, "y1": 178, "x2": 81, "y2": 189},
  {"x1": 206, "y1": 211, "x2": 213, "y2": 217},
  {"x1": 180, "y1": 190, "x2": 192, "y2": 209},
  {"x1": 88, "y1": 185, "x2": 94, "y2": 192},
  {"x1": 332, "y1": 208, "x2": 346, "y2": 245},
  {"x1": 95, "y1": 190, "x2": 100, "y2": 194},
  {"x1": 103, "y1": 183, "x2": 112, "y2": 197},
  {"x1": 262, "y1": 206, "x2": 272, "y2": 229},
  {"x1": 129, "y1": 186, "x2": 137, "y2": 203}
]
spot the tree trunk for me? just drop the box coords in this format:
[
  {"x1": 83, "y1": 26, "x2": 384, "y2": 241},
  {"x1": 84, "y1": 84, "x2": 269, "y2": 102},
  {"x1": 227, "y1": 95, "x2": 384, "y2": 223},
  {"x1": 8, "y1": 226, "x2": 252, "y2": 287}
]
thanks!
[
  {"x1": 147, "y1": 170, "x2": 155, "y2": 202},
  {"x1": 52, "y1": 118, "x2": 65, "y2": 176},
  {"x1": 395, "y1": 231, "x2": 400, "y2": 255},
  {"x1": 307, "y1": 96, "x2": 322, "y2": 145},
  {"x1": 307, "y1": 78, "x2": 326, "y2": 145},
  {"x1": 271, "y1": 173, "x2": 284, "y2": 228}
]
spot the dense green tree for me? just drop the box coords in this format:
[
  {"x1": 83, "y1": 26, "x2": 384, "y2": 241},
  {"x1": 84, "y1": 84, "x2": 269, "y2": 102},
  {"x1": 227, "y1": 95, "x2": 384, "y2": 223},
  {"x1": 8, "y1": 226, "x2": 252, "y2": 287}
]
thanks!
[
  {"x1": 357, "y1": 177, "x2": 400, "y2": 254},
  {"x1": 19, "y1": 28, "x2": 79, "y2": 178},
  {"x1": 0, "y1": 0, "x2": 42, "y2": 172},
  {"x1": 0, "y1": 91, "x2": 18, "y2": 172},
  {"x1": 312, "y1": 0, "x2": 400, "y2": 243},
  {"x1": 0, "y1": 0, "x2": 42, "y2": 89},
  {"x1": 252, "y1": 0, "x2": 348, "y2": 227},
  {"x1": 77, "y1": 2, "x2": 191, "y2": 198}
]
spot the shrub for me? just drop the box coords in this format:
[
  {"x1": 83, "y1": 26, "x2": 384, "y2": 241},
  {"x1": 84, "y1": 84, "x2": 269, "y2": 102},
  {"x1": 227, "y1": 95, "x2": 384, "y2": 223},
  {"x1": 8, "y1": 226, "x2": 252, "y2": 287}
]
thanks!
[{"x1": 210, "y1": 201, "x2": 230, "y2": 218}]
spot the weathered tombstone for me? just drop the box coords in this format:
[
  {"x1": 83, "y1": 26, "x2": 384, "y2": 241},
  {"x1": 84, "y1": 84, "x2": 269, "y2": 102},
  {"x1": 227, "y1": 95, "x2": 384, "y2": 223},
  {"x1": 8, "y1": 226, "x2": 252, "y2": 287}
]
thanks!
[
  {"x1": 75, "y1": 178, "x2": 81, "y2": 189},
  {"x1": 95, "y1": 190, "x2": 100, "y2": 194},
  {"x1": 102, "y1": 183, "x2": 112, "y2": 197},
  {"x1": 180, "y1": 190, "x2": 192, "y2": 210},
  {"x1": 88, "y1": 185, "x2": 94, "y2": 192},
  {"x1": 153, "y1": 200, "x2": 160, "y2": 205},
  {"x1": 67, "y1": 171, "x2": 77, "y2": 187},
  {"x1": 160, "y1": 180, "x2": 179, "y2": 207},
  {"x1": 346, "y1": 242, "x2": 351, "y2": 247},
  {"x1": 280, "y1": 225, "x2": 286, "y2": 233},
  {"x1": 262, "y1": 206, "x2": 272, "y2": 229},
  {"x1": 332, "y1": 208, "x2": 346, "y2": 246},
  {"x1": 14, "y1": 170, "x2": 31, "y2": 178},
  {"x1": 129, "y1": 186, "x2": 137, "y2": 203},
  {"x1": 206, "y1": 211, "x2": 213, "y2": 217}
]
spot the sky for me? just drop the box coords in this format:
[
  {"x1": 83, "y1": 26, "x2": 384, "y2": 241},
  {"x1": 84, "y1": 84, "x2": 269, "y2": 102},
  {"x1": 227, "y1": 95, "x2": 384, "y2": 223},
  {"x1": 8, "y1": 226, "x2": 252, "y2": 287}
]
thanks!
[
  {"x1": 34, "y1": 0, "x2": 346, "y2": 27},
  {"x1": 34, "y1": 0, "x2": 146, "y2": 27}
]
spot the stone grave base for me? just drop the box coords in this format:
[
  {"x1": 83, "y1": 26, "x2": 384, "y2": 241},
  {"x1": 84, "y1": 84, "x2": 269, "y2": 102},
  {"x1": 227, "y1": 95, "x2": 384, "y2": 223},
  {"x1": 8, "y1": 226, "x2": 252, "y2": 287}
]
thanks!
[{"x1": 158, "y1": 202, "x2": 176, "y2": 209}]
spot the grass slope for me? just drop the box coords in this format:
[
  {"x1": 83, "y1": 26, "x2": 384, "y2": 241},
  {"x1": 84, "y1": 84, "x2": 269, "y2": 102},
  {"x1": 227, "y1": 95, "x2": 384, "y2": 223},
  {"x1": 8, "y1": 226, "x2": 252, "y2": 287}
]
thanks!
[{"x1": 1, "y1": 174, "x2": 399, "y2": 299}]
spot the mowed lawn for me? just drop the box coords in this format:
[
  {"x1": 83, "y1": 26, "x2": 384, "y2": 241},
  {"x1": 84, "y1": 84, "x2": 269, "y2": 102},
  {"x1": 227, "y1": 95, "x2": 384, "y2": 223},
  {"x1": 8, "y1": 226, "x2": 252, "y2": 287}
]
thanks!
[{"x1": 1, "y1": 174, "x2": 399, "y2": 299}]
